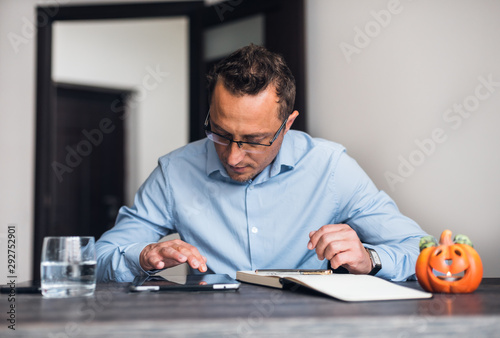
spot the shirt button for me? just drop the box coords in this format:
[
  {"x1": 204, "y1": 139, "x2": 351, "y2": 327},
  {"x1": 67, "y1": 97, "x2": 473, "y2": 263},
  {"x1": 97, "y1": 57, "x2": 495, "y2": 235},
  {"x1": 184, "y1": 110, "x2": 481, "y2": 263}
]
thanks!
[{"x1": 251, "y1": 227, "x2": 258, "y2": 234}]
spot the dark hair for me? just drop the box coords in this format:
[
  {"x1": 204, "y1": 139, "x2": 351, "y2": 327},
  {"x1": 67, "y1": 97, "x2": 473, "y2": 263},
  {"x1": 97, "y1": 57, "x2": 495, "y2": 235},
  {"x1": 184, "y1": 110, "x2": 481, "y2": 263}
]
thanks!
[{"x1": 207, "y1": 44, "x2": 296, "y2": 121}]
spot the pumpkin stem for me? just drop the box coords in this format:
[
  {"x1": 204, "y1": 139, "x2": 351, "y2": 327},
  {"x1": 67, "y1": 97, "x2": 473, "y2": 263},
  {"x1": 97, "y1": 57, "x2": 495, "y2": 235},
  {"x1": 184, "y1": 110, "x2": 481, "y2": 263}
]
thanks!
[{"x1": 439, "y1": 229, "x2": 453, "y2": 246}]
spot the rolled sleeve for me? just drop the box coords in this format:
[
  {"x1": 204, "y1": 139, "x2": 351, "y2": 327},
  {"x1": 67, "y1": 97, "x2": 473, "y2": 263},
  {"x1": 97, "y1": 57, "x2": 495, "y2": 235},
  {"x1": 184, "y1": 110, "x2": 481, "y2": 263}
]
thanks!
[{"x1": 96, "y1": 241, "x2": 153, "y2": 282}]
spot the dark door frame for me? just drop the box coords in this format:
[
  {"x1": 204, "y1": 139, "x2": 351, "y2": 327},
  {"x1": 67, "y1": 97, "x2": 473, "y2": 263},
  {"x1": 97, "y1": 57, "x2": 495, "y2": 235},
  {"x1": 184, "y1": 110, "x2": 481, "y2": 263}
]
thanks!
[
  {"x1": 34, "y1": 1, "x2": 205, "y2": 279},
  {"x1": 34, "y1": 0, "x2": 305, "y2": 279}
]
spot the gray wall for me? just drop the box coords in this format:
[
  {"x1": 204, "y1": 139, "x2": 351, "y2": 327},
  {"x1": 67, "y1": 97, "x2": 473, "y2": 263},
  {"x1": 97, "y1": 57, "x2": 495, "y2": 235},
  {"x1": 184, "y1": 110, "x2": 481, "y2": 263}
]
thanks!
[{"x1": 307, "y1": 0, "x2": 500, "y2": 277}]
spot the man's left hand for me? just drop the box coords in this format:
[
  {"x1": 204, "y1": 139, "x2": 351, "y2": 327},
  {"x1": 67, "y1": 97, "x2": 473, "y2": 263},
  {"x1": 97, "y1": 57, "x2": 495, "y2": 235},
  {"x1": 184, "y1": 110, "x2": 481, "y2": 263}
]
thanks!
[{"x1": 307, "y1": 223, "x2": 372, "y2": 274}]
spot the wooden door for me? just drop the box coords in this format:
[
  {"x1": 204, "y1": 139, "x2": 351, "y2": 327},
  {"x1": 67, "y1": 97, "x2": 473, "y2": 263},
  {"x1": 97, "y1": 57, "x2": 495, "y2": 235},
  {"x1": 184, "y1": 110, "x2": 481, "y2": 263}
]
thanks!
[
  {"x1": 52, "y1": 83, "x2": 127, "y2": 237},
  {"x1": 33, "y1": 83, "x2": 129, "y2": 279}
]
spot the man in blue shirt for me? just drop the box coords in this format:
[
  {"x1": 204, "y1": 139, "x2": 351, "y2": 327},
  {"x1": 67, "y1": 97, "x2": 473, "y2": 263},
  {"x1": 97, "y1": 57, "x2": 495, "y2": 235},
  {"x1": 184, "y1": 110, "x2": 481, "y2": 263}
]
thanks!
[{"x1": 96, "y1": 44, "x2": 427, "y2": 282}]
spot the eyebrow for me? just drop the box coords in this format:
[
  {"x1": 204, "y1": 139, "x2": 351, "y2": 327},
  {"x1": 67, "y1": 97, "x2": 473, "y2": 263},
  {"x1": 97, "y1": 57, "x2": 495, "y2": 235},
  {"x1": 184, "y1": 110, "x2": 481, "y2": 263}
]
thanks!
[{"x1": 210, "y1": 121, "x2": 270, "y2": 139}]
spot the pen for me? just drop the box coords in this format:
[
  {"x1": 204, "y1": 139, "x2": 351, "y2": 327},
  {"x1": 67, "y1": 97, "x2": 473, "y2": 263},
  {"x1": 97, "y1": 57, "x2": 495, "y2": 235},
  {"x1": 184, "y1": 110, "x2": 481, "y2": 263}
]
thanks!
[{"x1": 255, "y1": 269, "x2": 333, "y2": 275}]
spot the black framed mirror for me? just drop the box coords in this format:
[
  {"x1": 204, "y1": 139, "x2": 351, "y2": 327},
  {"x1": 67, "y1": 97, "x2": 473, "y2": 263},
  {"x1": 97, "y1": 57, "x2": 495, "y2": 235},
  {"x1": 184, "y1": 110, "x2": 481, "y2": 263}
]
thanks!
[{"x1": 34, "y1": 0, "x2": 305, "y2": 279}]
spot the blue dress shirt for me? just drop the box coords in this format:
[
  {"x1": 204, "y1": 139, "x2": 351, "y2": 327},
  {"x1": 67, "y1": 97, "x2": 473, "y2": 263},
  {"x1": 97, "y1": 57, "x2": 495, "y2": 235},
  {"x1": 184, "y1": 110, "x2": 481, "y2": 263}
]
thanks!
[{"x1": 96, "y1": 130, "x2": 427, "y2": 282}]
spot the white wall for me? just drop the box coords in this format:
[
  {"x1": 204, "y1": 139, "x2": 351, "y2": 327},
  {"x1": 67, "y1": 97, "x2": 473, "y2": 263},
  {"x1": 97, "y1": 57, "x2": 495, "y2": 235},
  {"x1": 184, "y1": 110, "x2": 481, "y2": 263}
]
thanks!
[
  {"x1": 53, "y1": 18, "x2": 189, "y2": 203},
  {"x1": 307, "y1": 0, "x2": 500, "y2": 277},
  {"x1": 1, "y1": 0, "x2": 499, "y2": 284}
]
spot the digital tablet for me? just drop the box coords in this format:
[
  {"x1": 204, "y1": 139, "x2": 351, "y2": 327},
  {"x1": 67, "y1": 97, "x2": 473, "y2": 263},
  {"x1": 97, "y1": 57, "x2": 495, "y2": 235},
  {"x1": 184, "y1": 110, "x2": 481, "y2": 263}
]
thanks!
[{"x1": 129, "y1": 274, "x2": 240, "y2": 292}]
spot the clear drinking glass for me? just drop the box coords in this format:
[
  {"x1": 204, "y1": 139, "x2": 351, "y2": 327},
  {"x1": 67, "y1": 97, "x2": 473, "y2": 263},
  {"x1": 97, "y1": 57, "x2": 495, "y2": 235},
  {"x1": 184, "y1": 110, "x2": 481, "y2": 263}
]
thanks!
[{"x1": 41, "y1": 236, "x2": 97, "y2": 298}]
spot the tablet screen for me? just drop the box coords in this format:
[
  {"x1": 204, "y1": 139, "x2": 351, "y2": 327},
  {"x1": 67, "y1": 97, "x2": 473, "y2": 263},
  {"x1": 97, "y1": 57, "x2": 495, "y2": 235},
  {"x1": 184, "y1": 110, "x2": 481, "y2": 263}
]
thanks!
[{"x1": 130, "y1": 274, "x2": 240, "y2": 292}]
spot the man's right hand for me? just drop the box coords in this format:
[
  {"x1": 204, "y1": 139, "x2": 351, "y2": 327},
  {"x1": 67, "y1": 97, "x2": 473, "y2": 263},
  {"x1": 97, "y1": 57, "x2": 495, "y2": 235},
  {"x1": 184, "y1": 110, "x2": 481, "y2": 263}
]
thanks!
[{"x1": 139, "y1": 239, "x2": 208, "y2": 273}]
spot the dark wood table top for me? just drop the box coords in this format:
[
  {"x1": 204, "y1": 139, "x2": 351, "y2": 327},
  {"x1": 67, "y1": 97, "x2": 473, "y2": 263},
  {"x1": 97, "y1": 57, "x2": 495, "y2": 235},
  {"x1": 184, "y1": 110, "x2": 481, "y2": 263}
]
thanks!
[{"x1": 3, "y1": 278, "x2": 500, "y2": 337}]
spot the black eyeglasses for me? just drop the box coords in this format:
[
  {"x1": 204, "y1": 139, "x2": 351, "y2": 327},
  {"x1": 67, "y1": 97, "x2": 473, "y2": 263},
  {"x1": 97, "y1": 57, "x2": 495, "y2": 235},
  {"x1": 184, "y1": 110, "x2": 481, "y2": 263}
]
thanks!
[{"x1": 204, "y1": 110, "x2": 288, "y2": 154}]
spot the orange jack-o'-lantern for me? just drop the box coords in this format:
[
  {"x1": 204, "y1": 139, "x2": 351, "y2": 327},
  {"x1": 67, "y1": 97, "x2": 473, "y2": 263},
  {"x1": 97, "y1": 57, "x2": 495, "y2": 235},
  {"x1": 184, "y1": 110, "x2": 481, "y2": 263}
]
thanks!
[{"x1": 416, "y1": 229, "x2": 483, "y2": 293}]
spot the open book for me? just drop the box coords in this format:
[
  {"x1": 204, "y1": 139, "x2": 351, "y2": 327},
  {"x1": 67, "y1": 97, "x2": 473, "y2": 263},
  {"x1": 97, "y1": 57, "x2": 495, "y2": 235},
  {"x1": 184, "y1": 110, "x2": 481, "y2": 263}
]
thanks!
[{"x1": 236, "y1": 270, "x2": 432, "y2": 302}]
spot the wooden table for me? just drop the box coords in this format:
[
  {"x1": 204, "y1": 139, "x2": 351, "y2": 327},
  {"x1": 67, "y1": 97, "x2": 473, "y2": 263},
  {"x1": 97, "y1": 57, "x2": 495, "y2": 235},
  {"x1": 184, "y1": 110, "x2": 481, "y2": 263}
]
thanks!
[{"x1": 3, "y1": 278, "x2": 500, "y2": 337}]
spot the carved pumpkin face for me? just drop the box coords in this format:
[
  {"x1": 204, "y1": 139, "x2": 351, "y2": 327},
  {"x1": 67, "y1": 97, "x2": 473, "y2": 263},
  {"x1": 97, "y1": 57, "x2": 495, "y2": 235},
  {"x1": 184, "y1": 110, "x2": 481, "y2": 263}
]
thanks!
[{"x1": 416, "y1": 230, "x2": 483, "y2": 293}]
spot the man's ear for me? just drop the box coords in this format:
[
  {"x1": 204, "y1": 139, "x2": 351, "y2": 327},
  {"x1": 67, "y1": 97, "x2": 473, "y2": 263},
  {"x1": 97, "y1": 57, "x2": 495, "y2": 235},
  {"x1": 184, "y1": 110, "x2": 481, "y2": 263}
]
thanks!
[{"x1": 284, "y1": 110, "x2": 299, "y2": 134}]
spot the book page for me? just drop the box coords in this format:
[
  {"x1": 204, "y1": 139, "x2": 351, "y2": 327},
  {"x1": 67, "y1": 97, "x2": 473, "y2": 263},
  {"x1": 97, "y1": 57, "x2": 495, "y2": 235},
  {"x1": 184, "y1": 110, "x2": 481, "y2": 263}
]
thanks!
[{"x1": 286, "y1": 274, "x2": 432, "y2": 302}]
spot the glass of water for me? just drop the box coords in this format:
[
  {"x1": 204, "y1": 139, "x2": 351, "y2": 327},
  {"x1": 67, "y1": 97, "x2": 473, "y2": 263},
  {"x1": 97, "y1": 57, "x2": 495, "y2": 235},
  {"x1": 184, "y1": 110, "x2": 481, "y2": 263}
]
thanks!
[{"x1": 41, "y1": 236, "x2": 97, "y2": 298}]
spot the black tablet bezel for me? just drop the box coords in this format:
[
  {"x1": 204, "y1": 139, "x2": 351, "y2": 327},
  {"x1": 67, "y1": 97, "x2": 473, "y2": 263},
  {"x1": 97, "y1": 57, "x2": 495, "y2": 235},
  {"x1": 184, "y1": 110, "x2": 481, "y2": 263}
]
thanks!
[{"x1": 129, "y1": 274, "x2": 241, "y2": 292}]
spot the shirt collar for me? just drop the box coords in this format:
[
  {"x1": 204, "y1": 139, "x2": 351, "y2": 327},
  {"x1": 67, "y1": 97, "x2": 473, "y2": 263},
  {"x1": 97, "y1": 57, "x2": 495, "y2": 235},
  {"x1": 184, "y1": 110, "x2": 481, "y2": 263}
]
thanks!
[
  {"x1": 269, "y1": 131, "x2": 295, "y2": 177},
  {"x1": 206, "y1": 140, "x2": 228, "y2": 180},
  {"x1": 205, "y1": 132, "x2": 296, "y2": 182}
]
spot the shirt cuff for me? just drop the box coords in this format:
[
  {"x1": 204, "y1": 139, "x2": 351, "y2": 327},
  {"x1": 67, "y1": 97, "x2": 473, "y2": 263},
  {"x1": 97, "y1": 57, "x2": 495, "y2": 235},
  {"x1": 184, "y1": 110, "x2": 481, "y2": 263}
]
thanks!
[
  {"x1": 363, "y1": 244, "x2": 393, "y2": 280},
  {"x1": 122, "y1": 242, "x2": 156, "y2": 277}
]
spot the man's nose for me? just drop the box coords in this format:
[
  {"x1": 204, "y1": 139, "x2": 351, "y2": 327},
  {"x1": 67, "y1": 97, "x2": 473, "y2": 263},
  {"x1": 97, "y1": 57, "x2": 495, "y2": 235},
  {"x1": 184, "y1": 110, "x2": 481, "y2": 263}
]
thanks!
[{"x1": 226, "y1": 141, "x2": 246, "y2": 165}]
